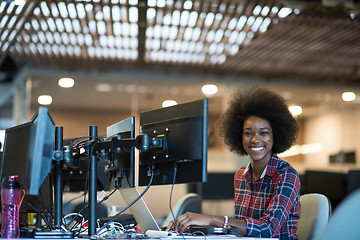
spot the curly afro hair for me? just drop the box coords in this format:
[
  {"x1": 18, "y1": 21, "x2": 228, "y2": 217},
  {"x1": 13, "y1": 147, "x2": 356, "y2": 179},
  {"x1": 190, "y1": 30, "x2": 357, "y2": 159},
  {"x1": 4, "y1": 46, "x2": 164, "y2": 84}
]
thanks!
[{"x1": 219, "y1": 87, "x2": 298, "y2": 155}]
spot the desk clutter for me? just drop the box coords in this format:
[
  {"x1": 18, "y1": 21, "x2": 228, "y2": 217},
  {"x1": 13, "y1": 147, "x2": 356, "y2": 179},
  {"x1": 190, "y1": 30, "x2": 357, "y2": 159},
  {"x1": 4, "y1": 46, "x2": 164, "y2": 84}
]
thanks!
[{"x1": 0, "y1": 101, "x2": 209, "y2": 239}]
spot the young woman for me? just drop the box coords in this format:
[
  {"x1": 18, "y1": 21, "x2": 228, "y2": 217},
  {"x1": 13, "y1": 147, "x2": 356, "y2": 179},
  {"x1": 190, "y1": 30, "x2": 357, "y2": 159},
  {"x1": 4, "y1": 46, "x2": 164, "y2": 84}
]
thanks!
[{"x1": 166, "y1": 87, "x2": 301, "y2": 240}]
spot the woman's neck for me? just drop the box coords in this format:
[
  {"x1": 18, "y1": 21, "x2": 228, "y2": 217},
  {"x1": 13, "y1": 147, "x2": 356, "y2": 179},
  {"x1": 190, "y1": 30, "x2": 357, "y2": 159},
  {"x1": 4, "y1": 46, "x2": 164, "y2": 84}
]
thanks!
[{"x1": 251, "y1": 154, "x2": 272, "y2": 181}]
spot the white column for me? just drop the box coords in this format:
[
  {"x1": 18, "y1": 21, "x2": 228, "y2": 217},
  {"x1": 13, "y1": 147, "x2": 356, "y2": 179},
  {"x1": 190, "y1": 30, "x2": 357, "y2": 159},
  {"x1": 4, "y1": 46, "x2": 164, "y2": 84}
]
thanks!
[{"x1": 12, "y1": 67, "x2": 29, "y2": 125}]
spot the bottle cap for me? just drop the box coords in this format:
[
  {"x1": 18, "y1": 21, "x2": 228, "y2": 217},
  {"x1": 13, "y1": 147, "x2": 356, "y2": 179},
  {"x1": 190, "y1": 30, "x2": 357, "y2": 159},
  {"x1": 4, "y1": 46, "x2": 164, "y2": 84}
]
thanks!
[{"x1": 1, "y1": 175, "x2": 21, "y2": 189}]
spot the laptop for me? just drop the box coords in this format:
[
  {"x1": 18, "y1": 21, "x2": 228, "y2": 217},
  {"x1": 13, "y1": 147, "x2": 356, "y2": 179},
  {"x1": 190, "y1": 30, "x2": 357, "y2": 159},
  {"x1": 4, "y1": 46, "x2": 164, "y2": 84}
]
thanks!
[
  {"x1": 106, "y1": 117, "x2": 160, "y2": 233},
  {"x1": 118, "y1": 186, "x2": 161, "y2": 233}
]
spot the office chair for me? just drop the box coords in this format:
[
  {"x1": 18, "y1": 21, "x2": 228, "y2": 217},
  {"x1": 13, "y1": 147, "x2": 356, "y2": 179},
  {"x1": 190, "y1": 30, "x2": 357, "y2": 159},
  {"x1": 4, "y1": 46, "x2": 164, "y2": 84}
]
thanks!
[
  {"x1": 315, "y1": 188, "x2": 360, "y2": 240},
  {"x1": 297, "y1": 193, "x2": 331, "y2": 240},
  {"x1": 161, "y1": 193, "x2": 202, "y2": 228}
]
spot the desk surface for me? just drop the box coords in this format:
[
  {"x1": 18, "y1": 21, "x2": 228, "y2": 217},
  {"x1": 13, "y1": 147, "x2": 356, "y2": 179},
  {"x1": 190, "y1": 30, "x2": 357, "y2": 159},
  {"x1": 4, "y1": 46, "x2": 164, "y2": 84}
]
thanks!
[
  {"x1": 16, "y1": 228, "x2": 278, "y2": 240},
  {"x1": 164, "y1": 236, "x2": 277, "y2": 240},
  {"x1": 8, "y1": 236, "x2": 277, "y2": 240}
]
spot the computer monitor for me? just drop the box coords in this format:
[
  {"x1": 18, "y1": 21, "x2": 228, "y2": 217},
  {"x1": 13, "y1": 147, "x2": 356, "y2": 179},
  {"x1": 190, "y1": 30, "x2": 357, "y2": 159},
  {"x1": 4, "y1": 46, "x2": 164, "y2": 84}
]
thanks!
[
  {"x1": 188, "y1": 172, "x2": 235, "y2": 200},
  {"x1": 138, "y1": 99, "x2": 208, "y2": 186},
  {"x1": 0, "y1": 107, "x2": 55, "y2": 213},
  {"x1": 304, "y1": 170, "x2": 347, "y2": 209},
  {"x1": 61, "y1": 159, "x2": 108, "y2": 193},
  {"x1": 61, "y1": 135, "x2": 112, "y2": 193},
  {"x1": 26, "y1": 107, "x2": 56, "y2": 195},
  {"x1": 0, "y1": 122, "x2": 31, "y2": 188},
  {"x1": 105, "y1": 116, "x2": 136, "y2": 189},
  {"x1": 347, "y1": 170, "x2": 360, "y2": 195}
]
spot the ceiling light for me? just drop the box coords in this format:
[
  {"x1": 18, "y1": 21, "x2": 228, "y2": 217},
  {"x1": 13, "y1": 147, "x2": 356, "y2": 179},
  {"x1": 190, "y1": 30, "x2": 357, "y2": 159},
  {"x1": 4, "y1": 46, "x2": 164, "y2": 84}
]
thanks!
[
  {"x1": 96, "y1": 83, "x2": 112, "y2": 92},
  {"x1": 202, "y1": 84, "x2": 218, "y2": 96},
  {"x1": 342, "y1": 92, "x2": 356, "y2": 102},
  {"x1": 38, "y1": 95, "x2": 53, "y2": 105},
  {"x1": 14, "y1": 0, "x2": 25, "y2": 6},
  {"x1": 162, "y1": 100, "x2": 177, "y2": 108},
  {"x1": 278, "y1": 7, "x2": 292, "y2": 18},
  {"x1": 125, "y1": 84, "x2": 136, "y2": 93},
  {"x1": 289, "y1": 105, "x2": 302, "y2": 116},
  {"x1": 137, "y1": 85, "x2": 147, "y2": 94},
  {"x1": 58, "y1": 77, "x2": 75, "y2": 88}
]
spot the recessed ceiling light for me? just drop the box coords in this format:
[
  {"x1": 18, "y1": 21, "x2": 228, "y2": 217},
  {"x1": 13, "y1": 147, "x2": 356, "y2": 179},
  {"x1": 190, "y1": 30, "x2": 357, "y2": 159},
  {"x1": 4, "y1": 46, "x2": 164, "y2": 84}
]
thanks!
[
  {"x1": 137, "y1": 85, "x2": 147, "y2": 94},
  {"x1": 342, "y1": 92, "x2": 356, "y2": 102},
  {"x1": 162, "y1": 100, "x2": 177, "y2": 108},
  {"x1": 289, "y1": 105, "x2": 302, "y2": 116},
  {"x1": 14, "y1": 0, "x2": 25, "y2": 6},
  {"x1": 58, "y1": 77, "x2": 75, "y2": 88},
  {"x1": 201, "y1": 84, "x2": 218, "y2": 96},
  {"x1": 96, "y1": 83, "x2": 112, "y2": 92},
  {"x1": 38, "y1": 95, "x2": 53, "y2": 105},
  {"x1": 125, "y1": 84, "x2": 136, "y2": 93}
]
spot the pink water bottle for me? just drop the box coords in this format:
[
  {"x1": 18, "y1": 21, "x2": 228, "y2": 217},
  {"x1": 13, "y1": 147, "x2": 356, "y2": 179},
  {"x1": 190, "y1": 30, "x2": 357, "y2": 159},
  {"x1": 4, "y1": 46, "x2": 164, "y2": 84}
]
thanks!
[{"x1": 1, "y1": 175, "x2": 21, "y2": 238}]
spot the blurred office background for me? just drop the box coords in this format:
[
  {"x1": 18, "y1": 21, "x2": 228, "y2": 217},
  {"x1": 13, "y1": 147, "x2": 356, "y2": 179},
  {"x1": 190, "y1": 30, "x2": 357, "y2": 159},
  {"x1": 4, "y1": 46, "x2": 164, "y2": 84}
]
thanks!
[{"x1": 1, "y1": 0, "x2": 360, "y2": 220}]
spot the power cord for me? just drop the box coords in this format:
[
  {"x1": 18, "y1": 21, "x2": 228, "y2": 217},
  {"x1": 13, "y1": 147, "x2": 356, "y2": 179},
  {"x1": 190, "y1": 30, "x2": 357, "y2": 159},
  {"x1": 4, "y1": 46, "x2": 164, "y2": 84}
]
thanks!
[
  {"x1": 169, "y1": 162, "x2": 178, "y2": 230},
  {"x1": 92, "y1": 164, "x2": 156, "y2": 238},
  {"x1": 168, "y1": 162, "x2": 186, "y2": 240}
]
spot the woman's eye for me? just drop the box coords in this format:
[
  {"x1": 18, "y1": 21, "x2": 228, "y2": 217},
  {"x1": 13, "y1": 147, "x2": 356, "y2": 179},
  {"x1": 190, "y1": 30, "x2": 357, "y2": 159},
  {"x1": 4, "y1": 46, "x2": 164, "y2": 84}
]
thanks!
[
  {"x1": 261, "y1": 131, "x2": 269, "y2": 136},
  {"x1": 244, "y1": 132, "x2": 252, "y2": 136}
]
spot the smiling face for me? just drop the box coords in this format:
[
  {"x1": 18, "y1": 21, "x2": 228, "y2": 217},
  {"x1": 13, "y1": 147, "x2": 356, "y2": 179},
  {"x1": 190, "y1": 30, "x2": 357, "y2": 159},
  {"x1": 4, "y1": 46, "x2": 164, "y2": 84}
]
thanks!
[{"x1": 242, "y1": 115, "x2": 274, "y2": 164}]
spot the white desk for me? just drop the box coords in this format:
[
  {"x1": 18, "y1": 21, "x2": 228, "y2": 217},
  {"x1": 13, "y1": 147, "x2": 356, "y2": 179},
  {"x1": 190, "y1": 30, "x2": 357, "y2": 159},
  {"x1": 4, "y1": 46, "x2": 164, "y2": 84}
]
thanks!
[
  {"x1": 9, "y1": 237, "x2": 277, "y2": 240},
  {"x1": 162, "y1": 236, "x2": 277, "y2": 240}
]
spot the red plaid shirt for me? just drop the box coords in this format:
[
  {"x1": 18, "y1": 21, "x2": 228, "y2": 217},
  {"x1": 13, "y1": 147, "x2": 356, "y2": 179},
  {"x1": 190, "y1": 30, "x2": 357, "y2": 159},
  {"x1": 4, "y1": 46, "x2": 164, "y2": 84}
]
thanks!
[{"x1": 234, "y1": 154, "x2": 301, "y2": 239}]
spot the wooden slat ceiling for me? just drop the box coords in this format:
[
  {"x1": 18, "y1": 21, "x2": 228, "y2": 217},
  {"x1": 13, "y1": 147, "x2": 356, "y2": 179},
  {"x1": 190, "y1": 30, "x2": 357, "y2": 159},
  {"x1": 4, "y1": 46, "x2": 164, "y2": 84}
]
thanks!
[{"x1": 0, "y1": 0, "x2": 359, "y2": 84}]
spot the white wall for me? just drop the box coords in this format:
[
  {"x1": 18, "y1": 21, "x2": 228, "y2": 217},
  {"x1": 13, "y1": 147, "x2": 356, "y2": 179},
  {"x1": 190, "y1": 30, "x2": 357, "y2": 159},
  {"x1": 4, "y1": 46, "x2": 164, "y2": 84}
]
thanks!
[{"x1": 303, "y1": 106, "x2": 360, "y2": 171}]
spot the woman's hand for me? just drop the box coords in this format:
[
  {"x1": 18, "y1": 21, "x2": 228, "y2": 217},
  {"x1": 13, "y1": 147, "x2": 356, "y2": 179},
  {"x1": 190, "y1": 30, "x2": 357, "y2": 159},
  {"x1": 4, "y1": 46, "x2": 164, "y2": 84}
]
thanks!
[
  {"x1": 166, "y1": 212, "x2": 215, "y2": 232},
  {"x1": 166, "y1": 212, "x2": 247, "y2": 236}
]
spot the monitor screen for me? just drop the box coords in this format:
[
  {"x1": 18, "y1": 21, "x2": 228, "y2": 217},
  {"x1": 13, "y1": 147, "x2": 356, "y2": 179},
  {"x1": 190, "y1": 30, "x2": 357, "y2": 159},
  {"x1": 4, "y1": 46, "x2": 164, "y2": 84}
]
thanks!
[
  {"x1": 0, "y1": 107, "x2": 55, "y2": 196},
  {"x1": 138, "y1": 99, "x2": 208, "y2": 186},
  {"x1": 105, "y1": 116, "x2": 135, "y2": 189}
]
